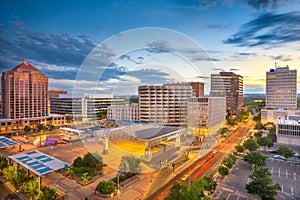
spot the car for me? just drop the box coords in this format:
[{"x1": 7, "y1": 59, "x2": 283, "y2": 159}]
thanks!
[{"x1": 272, "y1": 155, "x2": 286, "y2": 160}]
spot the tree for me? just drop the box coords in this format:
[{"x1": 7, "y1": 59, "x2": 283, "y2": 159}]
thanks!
[
  {"x1": 220, "y1": 127, "x2": 229, "y2": 135},
  {"x1": 235, "y1": 144, "x2": 245, "y2": 153},
  {"x1": 246, "y1": 167, "x2": 280, "y2": 200},
  {"x1": 48, "y1": 125, "x2": 55, "y2": 132},
  {"x1": 122, "y1": 155, "x2": 141, "y2": 172},
  {"x1": 11, "y1": 168, "x2": 33, "y2": 190},
  {"x1": 203, "y1": 176, "x2": 217, "y2": 194},
  {"x1": 37, "y1": 186, "x2": 59, "y2": 200},
  {"x1": 24, "y1": 126, "x2": 31, "y2": 133},
  {"x1": 267, "y1": 131, "x2": 277, "y2": 143},
  {"x1": 2, "y1": 165, "x2": 16, "y2": 181},
  {"x1": 277, "y1": 145, "x2": 295, "y2": 159},
  {"x1": 257, "y1": 136, "x2": 274, "y2": 151},
  {"x1": 243, "y1": 151, "x2": 266, "y2": 168},
  {"x1": 165, "y1": 184, "x2": 183, "y2": 200},
  {"x1": 244, "y1": 139, "x2": 259, "y2": 152},
  {"x1": 223, "y1": 154, "x2": 237, "y2": 169},
  {"x1": 0, "y1": 156, "x2": 8, "y2": 171},
  {"x1": 83, "y1": 152, "x2": 99, "y2": 168},
  {"x1": 36, "y1": 124, "x2": 46, "y2": 132},
  {"x1": 21, "y1": 179, "x2": 39, "y2": 199},
  {"x1": 73, "y1": 157, "x2": 84, "y2": 168},
  {"x1": 253, "y1": 131, "x2": 262, "y2": 138},
  {"x1": 96, "y1": 180, "x2": 116, "y2": 194},
  {"x1": 254, "y1": 123, "x2": 265, "y2": 130},
  {"x1": 227, "y1": 116, "x2": 237, "y2": 126},
  {"x1": 218, "y1": 166, "x2": 229, "y2": 177}
]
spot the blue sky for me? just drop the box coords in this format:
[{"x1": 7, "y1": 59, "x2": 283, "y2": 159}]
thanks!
[{"x1": 0, "y1": 0, "x2": 299, "y2": 95}]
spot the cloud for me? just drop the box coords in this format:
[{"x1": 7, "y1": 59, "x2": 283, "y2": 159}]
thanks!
[
  {"x1": 224, "y1": 12, "x2": 300, "y2": 47},
  {"x1": 273, "y1": 55, "x2": 293, "y2": 61},
  {"x1": 0, "y1": 21, "x2": 100, "y2": 72},
  {"x1": 229, "y1": 68, "x2": 238, "y2": 71},
  {"x1": 238, "y1": 52, "x2": 257, "y2": 56},
  {"x1": 245, "y1": 0, "x2": 278, "y2": 10}
]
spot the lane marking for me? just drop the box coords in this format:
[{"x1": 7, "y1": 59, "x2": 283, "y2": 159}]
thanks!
[
  {"x1": 271, "y1": 167, "x2": 273, "y2": 174},
  {"x1": 279, "y1": 168, "x2": 281, "y2": 177},
  {"x1": 282, "y1": 184, "x2": 284, "y2": 193},
  {"x1": 247, "y1": 178, "x2": 250, "y2": 184},
  {"x1": 226, "y1": 193, "x2": 231, "y2": 200},
  {"x1": 286, "y1": 170, "x2": 288, "y2": 179},
  {"x1": 291, "y1": 187, "x2": 294, "y2": 195}
]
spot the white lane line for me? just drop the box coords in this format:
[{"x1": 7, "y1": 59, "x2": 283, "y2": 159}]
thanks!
[
  {"x1": 282, "y1": 184, "x2": 284, "y2": 193},
  {"x1": 226, "y1": 193, "x2": 231, "y2": 200},
  {"x1": 237, "y1": 196, "x2": 240, "y2": 200},
  {"x1": 294, "y1": 175, "x2": 296, "y2": 181},
  {"x1": 284, "y1": 161, "x2": 286, "y2": 166},
  {"x1": 217, "y1": 191, "x2": 222, "y2": 199},
  {"x1": 291, "y1": 187, "x2": 294, "y2": 195},
  {"x1": 279, "y1": 168, "x2": 281, "y2": 177},
  {"x1": 247, "y1": 178, "x2": 250, "y2": 184},
  {"x1": 271, "y1": 167, "x2": 273, "y2": 174},
  {"x1": 286, "y1": 170, "x2": 288, "y2": 179}
]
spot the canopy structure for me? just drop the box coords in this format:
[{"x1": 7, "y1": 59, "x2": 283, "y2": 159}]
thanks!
[
  {"x1": 0, "y1": 136, "x2": 20, "y2": 149},
  {"x1": 9, "y1": 150, "x2": 70, "y2": 176},
  {"x1": 60, "y1": 127, "x2": 85, "y2": 134}
]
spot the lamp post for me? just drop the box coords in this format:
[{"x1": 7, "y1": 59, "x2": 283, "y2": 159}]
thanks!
[
  {"x1": 69, "y1": 142, "x2": 72, "y2": 151},
  {"x1": 51, "y1": 145, "x2": 54, "y2": 156}
]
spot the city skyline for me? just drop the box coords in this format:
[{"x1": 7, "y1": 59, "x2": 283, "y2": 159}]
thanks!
[{"x1": 1, "y1": 0, "x2": 300, "y2": 94}]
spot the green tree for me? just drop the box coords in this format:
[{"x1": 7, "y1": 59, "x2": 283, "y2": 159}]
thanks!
[
  {"x1": 257, "y1": 136, "x2": 274, "y2": 151},
  {"x1": 227, "y1": 116, "x2": 237, "y2": 126},
  {"x1": 122, "y1": 155, "x2": 141, "y2": 172},
  {"x1": 96, "y1": 180, "x2": 116, "y2": 194},
  {"x1": 243, "y1": 151, "x2": 266, "y2": 168},
  {"x1": 235, "y1": 144, "x2": 245, "y2": 153},
  {"x1": 37, "y1": 186, "x2": 59, "y2": 200},
  {"x1": 244, "y1": 139, "x2": 259, "y2": 151},
  {"x1": 246, "y1": 167, "x2": 280, "y2": 200},
  {"x1": 218, "y1": 166, "x2": 229, "y2": 177},
  {"x1": 220, "y1": 127, "x2": 229, "y2": 135},
  {"x1": 21, "y1": 179, "x2": 39, "y2": 199},
  {"x1": 83, "y1": 152, "x2": 99, "y2": 168},
  {"x1": 203, "y1": 176, "x2": 217, "y2": 194},
  {"x1": 267, "y1": 132, "x2": 277, "y2": 143},
  {"x1": 24, "y1": 125, "x2": 31, "y2": 133},
  {"x1": 277, "y1": 145, "x2": 295, "y2": 159},
  {"x1": 253, "y1": 131, "x2": 262, "y2": 138},
  {"x1": 223, "y1": 154, "x2": 237, "y2": 169},
  {"x1": 36, "y1": 124, "x2": 46, "y2": 132},
  {"x1": 165, "y1": 184, "x2": 183, "y2": 200},
  {"x1": 48, "y1": 125, "x2": 55, "y2": 132},
  {"x1": 11, "y1": 168, "x2": 33, "y2": 190},
  {"x1": 254, "y1": 123, "x2": 265, "y2": 130},
  {"x1": 73, "y1": 157, "x2": 84, "y2": 168},
  {"x1": 0, "y1": 156, "x2": 8, "y2": 171},
  {"x1": 2, "y1": 165, "x2": 16, "y2": 181}
]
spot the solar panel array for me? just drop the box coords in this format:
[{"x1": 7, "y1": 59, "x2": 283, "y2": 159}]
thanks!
[
  {"x1": 9, "y1": 150, "x2": 70, "y2": 176},
  {"x1": 0, "y1": 136, "x2": 20, "y2": 148}
]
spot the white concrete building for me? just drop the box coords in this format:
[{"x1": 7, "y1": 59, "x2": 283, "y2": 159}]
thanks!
[
  {"x1": 187, "y1": 97, "x2": 226, "y2": 136},
  {"x1": 107, "y1": 103, "x2": 139, "y2": 121},
  {"x1": 276, "y1": 115, "x2": 300, "y2": 146},
  {"x1": 261, "y1": 109, "x2": 300, "y2": 124}
]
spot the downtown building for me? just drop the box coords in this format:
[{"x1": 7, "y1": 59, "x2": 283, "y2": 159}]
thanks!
[
  {"x1": 50, "y1": 93, "x2": 125, "y2": 121},
  {"x1": 187, "y1": 96, "x2": 226, "y2": 138},
  {"x1": 138, "y1": 82, "x2": 204, "y2": 124},
  {"x1": 210, "y1": 72, "x2": 243, "y2": 115},
  {"x1": 276, "y1": 115, "x2": 300, "y2": 146},
  {"x1": 261, "y1": 66, "x2": 298, "y2": 124},
  {"x1": 107, "y1": 103, "x2": 139, "y2": 122},
  {"x1": 0, "y1": 61, "x2": 65, "y2": 132}
]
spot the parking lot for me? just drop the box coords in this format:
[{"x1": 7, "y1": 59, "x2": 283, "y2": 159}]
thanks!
[{"x1": 212, "y1": 158, "x2": 300, "y2": 200}]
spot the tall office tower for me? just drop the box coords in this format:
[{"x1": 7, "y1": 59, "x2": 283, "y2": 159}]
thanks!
[
  {"x1": 1, "y1": 61, "x2": 48, "y2": 119},
  {"x1": 211, "y1": 72, "x2": 243, "y2": 115},
  {"x1": 266, "y1": 66, "x2": 297, "y2": 109},
  {"x1": 138, "y1": 82, "x2": 204, "y2": 123}
]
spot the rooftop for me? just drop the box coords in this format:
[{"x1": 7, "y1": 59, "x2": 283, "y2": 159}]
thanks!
[
  {"x1": 134, "y1": 126, "x2": 181, "y2": 140},
  {"x1": 12, "y1": 61, "x2": 39, "y2": 72},
  {"x1": 0, "y1": 136, "x2": 20, "y2": 148}
]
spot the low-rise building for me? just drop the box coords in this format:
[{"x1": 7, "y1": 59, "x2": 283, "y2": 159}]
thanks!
[
  {"x1": 276, "y1": 115, "x2": 300, "y2": 146},
  {"x1": 50, "y1": 94, "x2": 125, "y2": 121},
  {"x1": 107, "y1": 103, "x2": 139, "y2": 121},
  {"x1": 261, "y1": 109, "x2": 300, "y2": 124},
  {"x1": 187, "y1": 97, "x2": 226, "y2": 138}
]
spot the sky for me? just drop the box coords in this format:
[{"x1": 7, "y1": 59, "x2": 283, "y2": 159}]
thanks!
[{"x1": 0, "y1": 0, "x2": 300, "y2": 95}]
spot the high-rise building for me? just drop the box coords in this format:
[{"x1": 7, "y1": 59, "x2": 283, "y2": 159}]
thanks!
[
  {"x1": 211, "y1": 72, "x2": 243, "y2": 115},
  {"x1": 187, "y1": 97, "x2": 226, "y2": 137},
  {"x1": 266, "y1": 66, "x2": 297, "y2": 109},
  {"x1": 138, "y1": 82, "x2": 204, "y2": 124},
  {"x1": 1, "y1": 61, "x2": 48, "y2": 119}
]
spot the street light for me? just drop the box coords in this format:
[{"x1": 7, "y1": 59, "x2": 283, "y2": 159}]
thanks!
[{"x1": 51, "y1": 145, "x2": 54, "y2": 156}]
